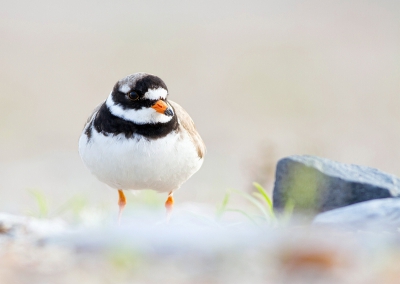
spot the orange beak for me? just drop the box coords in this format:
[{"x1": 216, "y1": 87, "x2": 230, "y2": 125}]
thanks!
[{"x1": 151, "y1": 100, "x2": 173, "y2": 116}]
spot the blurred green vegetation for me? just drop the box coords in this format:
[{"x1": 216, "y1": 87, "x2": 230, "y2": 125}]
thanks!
[
  {"x1": 25, "y1": 182, "x2": 289, "y2": 227},
  {"x1": 216, "y1": 182, "x2": 279, "y2": 226}
]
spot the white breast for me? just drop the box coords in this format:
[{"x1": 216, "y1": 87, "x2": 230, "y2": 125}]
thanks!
[{"x1": 78, "y1": 125, "x2": 203, "y2": 193}]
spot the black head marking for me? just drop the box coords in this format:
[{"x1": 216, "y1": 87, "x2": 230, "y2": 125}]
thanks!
[
  {"x1": 133, "y1": 74, "x2": 168, "y2": 94},
  {"x1": 111, "y1": 73, "x2": 169, "y2": 110}
]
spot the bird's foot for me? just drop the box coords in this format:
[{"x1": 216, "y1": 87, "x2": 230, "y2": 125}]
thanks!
[
  {"x1": 118, "y1": 189, "x2": 127, "y2": 225},
  {"x1": 165, "y1": 192, "x2": 174, "y2": 223}
]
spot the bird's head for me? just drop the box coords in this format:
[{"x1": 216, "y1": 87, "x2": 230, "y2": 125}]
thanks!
[{"x1": 106, "y1": 73, "x2": 174, "y2": 124}]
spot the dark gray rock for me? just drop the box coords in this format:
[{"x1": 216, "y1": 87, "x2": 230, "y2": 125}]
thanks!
[
  {"x1": 273, "y1": 155, "x2": 400, "y2": 215},
  {"x1": 313, "y1": 198, "x2": 400, "y2": 232}
]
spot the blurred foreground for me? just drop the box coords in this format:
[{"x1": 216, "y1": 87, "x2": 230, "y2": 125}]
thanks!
[{"x1": 0, "y1": 207, "x2": 399, "y2": 284}]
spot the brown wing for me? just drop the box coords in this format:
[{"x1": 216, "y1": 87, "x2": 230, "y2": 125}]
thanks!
[{"x1": 169, "y1": 100, "x2": 206, "y2": 159}]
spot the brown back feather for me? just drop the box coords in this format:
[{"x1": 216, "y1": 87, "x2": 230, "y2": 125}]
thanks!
[{"x1": 169, "y1": 101, "x2": 206, "y2": 159}]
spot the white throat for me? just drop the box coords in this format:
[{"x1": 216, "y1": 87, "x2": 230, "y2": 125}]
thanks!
[{"x1": 105, "y1": 94, "x2": 173, "y2": 124}]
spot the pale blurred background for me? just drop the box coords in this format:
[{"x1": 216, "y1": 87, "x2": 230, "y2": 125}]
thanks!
[{"x1": 1, "y1": 0, "x2": 399, "y2": 215}]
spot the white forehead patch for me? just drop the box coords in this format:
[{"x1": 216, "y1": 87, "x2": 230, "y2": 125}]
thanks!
[
  {"x1": 119, "y1": 84, "x2": 131, "y2": 94},
  {"x1": 144, "y1": 88, "x2": 168, "y2": 100}
]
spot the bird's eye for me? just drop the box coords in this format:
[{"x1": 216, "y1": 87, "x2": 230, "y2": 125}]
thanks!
[{"x1": 128, "y1": 91, "x2": 139, "y2": 101}]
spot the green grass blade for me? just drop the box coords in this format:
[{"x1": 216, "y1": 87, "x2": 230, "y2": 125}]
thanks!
[
  {"x1": 253, "y1": 182, "x2": 275, "y2": 219},
  {"x1": 253, "y1": 182, "x2": 273, "y2": 208},
  {"x1": 28, "y1": 190, "x2": 49, "y2": 218},
  {"x1": 252, "y1": 192, "x2": 267, "y2": 204},
  {"x1": 216, "y1": 190, "x2": 231, "y2": 218},
  {"x1": 230, "y1": 189, "x2": 269, "y2": 219},
  {"x1": 252, "y1": 191, "x2": 276, "y2": 219}
]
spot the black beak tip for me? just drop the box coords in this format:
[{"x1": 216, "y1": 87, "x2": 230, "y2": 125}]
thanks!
[{"x1": 164, "y1": 108, "x2": 173, "y2": 117}]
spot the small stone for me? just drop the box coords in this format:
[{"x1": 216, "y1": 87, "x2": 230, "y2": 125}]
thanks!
[
  {"x1": 273, "y1": 155, "x2": 400, "y2": 215},
  {"x1": 0, "y1": 213, "x2": 67, "y2": 239},
  {"x1": 313, "y1": 198, "x2": 400, "y2": 232},
  {"x1": 0, "y1": 223, "x2": 9, "y2": 234}
]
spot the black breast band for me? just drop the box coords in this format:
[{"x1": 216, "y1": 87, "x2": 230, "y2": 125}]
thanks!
[{"x1": 92, "y1": 104, "x2": 178, "y2": 139}]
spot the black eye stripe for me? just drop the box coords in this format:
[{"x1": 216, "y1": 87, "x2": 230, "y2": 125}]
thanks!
[
  {"x1": 112, "y1": 91, "x2": 160, "y2": 110},
  {"x1": 112, "y1": 77, "x2": 168, "y2": 110}
]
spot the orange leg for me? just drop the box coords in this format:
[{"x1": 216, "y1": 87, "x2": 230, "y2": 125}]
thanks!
[
  {"x1": 165, "y1": 191, "x2": 174, "y2": 222},
  {"x1": 118, "y1": 189, "x2": 126, "y2": 225}
]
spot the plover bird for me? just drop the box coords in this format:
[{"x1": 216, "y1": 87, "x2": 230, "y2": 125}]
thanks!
[{"x1": 79, "y1": 73, "x2": 205, "y2": 221}]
